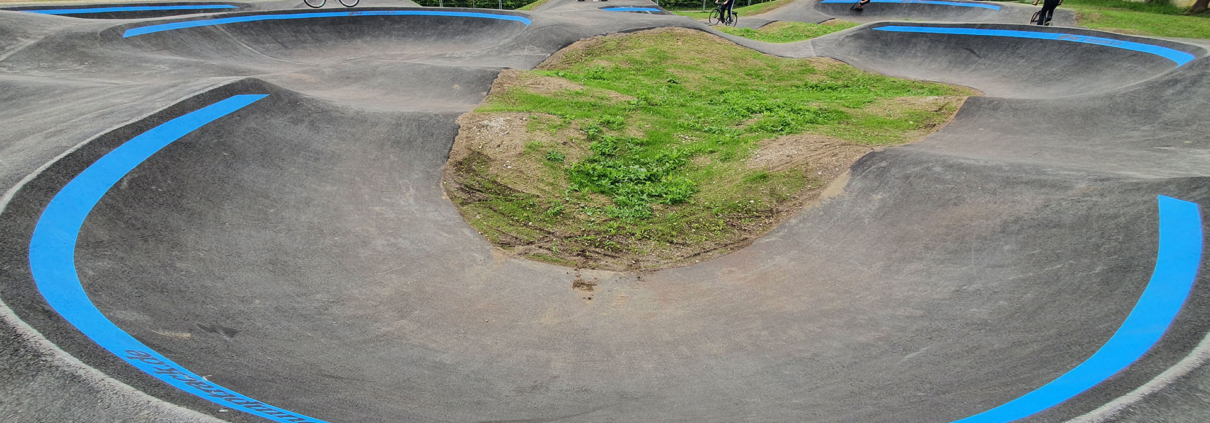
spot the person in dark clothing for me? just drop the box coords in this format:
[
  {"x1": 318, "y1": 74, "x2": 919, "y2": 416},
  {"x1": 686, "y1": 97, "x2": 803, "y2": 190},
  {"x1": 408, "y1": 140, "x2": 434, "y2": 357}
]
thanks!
[
  {"x1": 1033, "y1": 0, "x2": 1063, "y2": 26},
  {"x1": 715, "y1": 0, "x2": 736, "y2": 24}
]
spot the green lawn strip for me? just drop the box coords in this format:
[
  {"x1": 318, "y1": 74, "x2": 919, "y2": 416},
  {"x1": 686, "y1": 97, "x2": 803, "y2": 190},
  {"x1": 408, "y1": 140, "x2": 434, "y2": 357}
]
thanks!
[
  {"x1": 670, "y1": 0, "x2": 795, "y2": 20},
  {"x1": 1010, "y1": 0, "x2": 1210, "y2": 38},
  {"x1": 517, "y1": 0, "x2": 552, "y2": 11},
  {"x1": 1076, "y1": 8, "x2": 1210, "y2": 38},
  {"x1": 717, "y1": 20, "x2": 859, "y2": 43},
  {"x1": 450, "y1": 28, "x2": 969, "y2": 269}
]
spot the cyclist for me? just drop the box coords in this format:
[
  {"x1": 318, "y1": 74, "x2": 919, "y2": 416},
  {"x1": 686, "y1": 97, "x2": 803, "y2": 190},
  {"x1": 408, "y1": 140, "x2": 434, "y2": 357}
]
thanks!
[
  {"x1": 1033, "y1": 0, "x2": 1062, "y2": 26},
  {"x1": 855, "y1": 0, "x2": 870, "y2": 11},
  {"x1": 715, "y1": 0, "x2": 735, "y2": 25}
]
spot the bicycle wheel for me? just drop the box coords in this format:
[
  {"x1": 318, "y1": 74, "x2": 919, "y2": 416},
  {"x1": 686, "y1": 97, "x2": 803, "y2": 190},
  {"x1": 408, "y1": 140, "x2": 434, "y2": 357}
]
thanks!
[
  {"x1": 1030, "y1": 10, "x2": 1040, "y2": 24},
  {"x1": 303, "y1": 0, "x2": 325, "y2": 8},
  {"x1": 708, "y1": 9, "x2": 722, "y2": 26},
  {"x1": 339, "y1": 0, "x2": 358, "y2": 6},
  {"x1": 728, "y1": 12, "x2": 738, "y2": 26}
]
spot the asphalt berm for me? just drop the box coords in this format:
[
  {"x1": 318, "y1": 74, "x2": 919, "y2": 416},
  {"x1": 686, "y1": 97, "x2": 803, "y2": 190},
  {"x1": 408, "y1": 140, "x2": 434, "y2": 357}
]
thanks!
[{"x1": 0, "y1": 1, "x2": 1207, "y2": 423}]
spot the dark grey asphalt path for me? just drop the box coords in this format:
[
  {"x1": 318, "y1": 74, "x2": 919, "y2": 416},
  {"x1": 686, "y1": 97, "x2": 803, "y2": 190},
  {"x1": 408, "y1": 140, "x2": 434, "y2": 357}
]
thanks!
[
  {"x1": 811, "y1": 1, "x2": 1075, "y2": 26},
  {"x1": 0, "y1": 1, "x2": 1207, "y2": 423},
  {"x1": 0, "y1": 0, "x2": 422, "y2": 18},
  {"x1": 704, "y1": 0, "x2": 1074, "y2": 29}
]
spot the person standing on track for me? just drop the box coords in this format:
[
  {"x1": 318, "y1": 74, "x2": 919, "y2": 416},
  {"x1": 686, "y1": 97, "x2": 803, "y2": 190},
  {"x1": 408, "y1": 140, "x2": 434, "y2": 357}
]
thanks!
[{"x1": 1033, "y1": 0, "x2": 1063, "y2": 26}]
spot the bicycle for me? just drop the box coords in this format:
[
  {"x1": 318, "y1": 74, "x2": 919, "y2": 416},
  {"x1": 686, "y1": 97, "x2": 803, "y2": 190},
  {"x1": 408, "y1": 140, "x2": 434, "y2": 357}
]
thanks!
[
  {"x1": 304, "y1": 0, "x2": 359, "y2": 8},
  {"x1": 708, "y1": 3, "x2": 738, "y2": 27},
  {"x1": 1029, "y1": 10, "x2": 1047, "y2": 26},
  {"x1": 1030, "y1": 0, "x2": 1063, "y2": 26}
]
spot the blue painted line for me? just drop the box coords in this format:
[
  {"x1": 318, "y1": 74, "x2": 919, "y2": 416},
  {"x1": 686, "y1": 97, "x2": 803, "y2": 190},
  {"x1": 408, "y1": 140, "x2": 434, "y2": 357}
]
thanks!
[
  {"x1": 820, "y1": 0, "x2": 1000, "y2": 10},
  {"x1": 874, "y1": 26, "x2": 1195, "y2": 66},
  {"x1": 123, "y1": 10, "x2": 531, "y2": 37},
  {"x1": 950, "y1": 195, "x2": 1203, "y2": 423},
  {"x1": 22, "y1": 5, "x2": 238, "y2": 15},
  {"x1": 29, "y1": 94, "x2": 331, "y2": 423},
  {"x1": 603, "y1": 7, "x2": 662, "y2": 12}
]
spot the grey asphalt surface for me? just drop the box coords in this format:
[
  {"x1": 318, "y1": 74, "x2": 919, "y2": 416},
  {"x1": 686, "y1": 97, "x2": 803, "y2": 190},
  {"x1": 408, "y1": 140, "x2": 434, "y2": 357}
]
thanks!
[
  {"x1": 0, "y1": 1, "x2": 1208, "y2": 423},
  {"x1": 811, "y1": 1, "x2": 1075, "y2": 26},
  {"x1": 697, "y1": 0, "x2": 1072, "y2": 30}
]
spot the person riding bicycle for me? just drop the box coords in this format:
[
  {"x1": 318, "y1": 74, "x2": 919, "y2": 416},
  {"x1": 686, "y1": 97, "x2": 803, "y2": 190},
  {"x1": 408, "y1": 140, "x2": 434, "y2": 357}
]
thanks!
[
  {"x1": 715, "y1": 0, "x2": 735, "y2": 24},
  {"x1": 1033, "y1": 0, "x2": 1063, "y2": 26}
]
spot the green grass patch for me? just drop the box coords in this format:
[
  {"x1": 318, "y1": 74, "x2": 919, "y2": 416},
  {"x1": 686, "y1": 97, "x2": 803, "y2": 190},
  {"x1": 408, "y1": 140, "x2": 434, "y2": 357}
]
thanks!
[
  {"x1": 1077, "y1": 8, "x2": 1210, "y2": 38},
  {"x1": 448, "y1": 28, "x2": 969, "y2": 269},
  {"x1": 670, "y1": 0, "x2": 796, "y2": 20},
  {"x1": 717, "y1": 20, "x2": 860, "y2": 43},
  {"x1": 517, "y1": 0, "x2": 553, "y2": 11},
  {"x1": 1011, "y1": 0, "x2": 1210, "y2": 38}
]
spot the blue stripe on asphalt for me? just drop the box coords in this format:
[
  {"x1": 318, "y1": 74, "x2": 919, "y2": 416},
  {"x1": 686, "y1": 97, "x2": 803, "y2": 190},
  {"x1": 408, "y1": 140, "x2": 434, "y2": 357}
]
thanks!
[
  {"x1": 950, "y1": 195, "x2": 1203, "y2": 423},
  {"x1": 874, "y1": 26, "x2": 1196, "y2": 66},
  {"x1": 123, "y1": 10, "x2": 532, "y2": 37},
  {"x1": 603, "y1": 7, "x2": 662, "y2": 12},
  {"x1": 820, "y1": 0, "x2": 1000, "y2": 10},
  {"x1": 23, "y1": 5, "x2": 238, "y2": 15},
  {"x1": 28, "y1": 94, "x2": 331, "y2": 423}
]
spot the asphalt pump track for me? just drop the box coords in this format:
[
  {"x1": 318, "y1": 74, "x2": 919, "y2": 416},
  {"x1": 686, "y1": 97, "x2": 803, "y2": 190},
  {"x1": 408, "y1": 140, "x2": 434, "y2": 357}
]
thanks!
[{"x1": 0, "y1": 1, "x2": 1207, "y2": 422}]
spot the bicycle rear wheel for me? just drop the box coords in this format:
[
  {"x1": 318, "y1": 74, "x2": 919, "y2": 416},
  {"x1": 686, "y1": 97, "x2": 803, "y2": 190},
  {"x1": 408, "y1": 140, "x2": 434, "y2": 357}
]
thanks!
[
  {"x1": 708, "y1": 9, "x2": 722, "y2": 25},
  {"x1": 729, "y1": 12, "x2": 738, "y2": 26},
  {"x1": 339, "y1": 0, "x2": 359, "y2": 6},
  {"x1": 303, "y1": 0, "x2": 325, "y2": 8}
]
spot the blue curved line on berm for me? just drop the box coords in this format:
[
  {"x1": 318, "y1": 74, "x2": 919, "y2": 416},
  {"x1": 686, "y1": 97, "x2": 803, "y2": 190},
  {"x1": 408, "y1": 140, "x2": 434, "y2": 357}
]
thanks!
[
  {"x1": 20, "y1": 98, "x2": 1206, "y2": 422},
  {"x1": 28, "y1": 94, "x2": 332, "y2": 423},
  {"x1": 874, "y1": 26, "x2": 1196, "y2": 66},
  {"x1": 21, "y1": 5, "x2": 238, "y2": 15},
  {"x1": 820, "y1": 0, "x2": 1000, "y2": 10},
  {"x1": 123, "y1": 10, "x2": 532, "y2": 37},
  {"x1": 949, "y1": 194, "x2": 1203, "y2": 422}
]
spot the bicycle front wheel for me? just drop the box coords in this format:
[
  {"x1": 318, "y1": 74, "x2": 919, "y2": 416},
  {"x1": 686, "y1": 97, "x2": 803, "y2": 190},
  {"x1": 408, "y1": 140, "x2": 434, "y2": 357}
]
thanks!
[
  {"x1": 303, "y1": 0, "x2": 325, "y2": 8},
  {"x1": 729, "y1": 12, "x2": 738, "y2": 26},
  {"x1": 708, "y1": 9, "x2": 722, "y2": 25},
  {"x1": 339, "y1": 0, "x2": 359, "y2": 6}
]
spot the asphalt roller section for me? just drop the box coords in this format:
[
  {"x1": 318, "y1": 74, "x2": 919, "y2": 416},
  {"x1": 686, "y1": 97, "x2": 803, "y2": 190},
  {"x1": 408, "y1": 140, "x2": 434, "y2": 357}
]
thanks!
[{"x1": 0, "y1": 1, "x2": 1207, "y2": 423}]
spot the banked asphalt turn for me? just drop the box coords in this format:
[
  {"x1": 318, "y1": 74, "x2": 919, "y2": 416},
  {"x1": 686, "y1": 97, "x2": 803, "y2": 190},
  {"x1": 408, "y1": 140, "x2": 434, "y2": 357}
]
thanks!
[{"x1": 0, "y1": 1, "x2": 1207, "y2": 422}]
